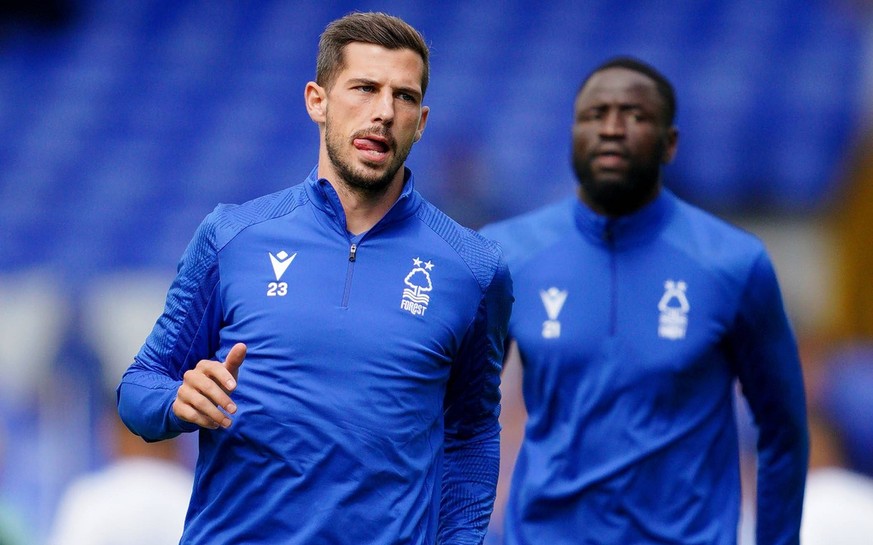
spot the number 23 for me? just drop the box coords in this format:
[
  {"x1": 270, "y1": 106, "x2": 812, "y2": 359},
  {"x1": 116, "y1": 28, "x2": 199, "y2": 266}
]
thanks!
[{"x1": 267, "y1": 282, "x2": 288, "y2": 296}]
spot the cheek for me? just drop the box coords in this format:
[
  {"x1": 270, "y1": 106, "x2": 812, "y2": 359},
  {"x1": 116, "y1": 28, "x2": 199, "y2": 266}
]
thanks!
[
  {"x1": 571, "y1": 127, "x2": 584, "y2": 142},
  {"x1": 631, "y1": 131, "x2": 665, "y2": 156},
  {"x1": 651, "y1": 137, "x2": 670, "y2": 162},
  {"x1": 572, "y1": 133, "x2": 594, "y2": 155},
  {"x1": 395, "y1": 118, "x2": 423, "y2": 145},
  {"x1": 400, "y1": 107, "x2": 424, "y2": 129}
]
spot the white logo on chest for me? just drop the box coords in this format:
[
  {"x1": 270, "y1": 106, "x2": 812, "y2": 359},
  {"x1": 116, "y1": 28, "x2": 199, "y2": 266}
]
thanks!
[
  {"x1": 266, "y1": 251, "x2": 297, "y2": 297},
  {"x1": 540, "y1": 287, "x2": 568, "y2": 339},
  {"x1": 269, "y1": 251, "x2": 297, "y2": 281},
  {"x1": 658, "y1": 280, "x2": 690, "y2": 340},
  {"x1": 400, "y1": 257, "x2": 434, "y2": 316}
]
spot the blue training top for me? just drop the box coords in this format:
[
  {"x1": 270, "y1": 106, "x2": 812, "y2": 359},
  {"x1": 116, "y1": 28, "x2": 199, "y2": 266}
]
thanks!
[
  {"x1": 480, "y1": 189, "x2": 808, "y2": 545},
  {"x1": 117, "y1": 166, "x2": 513, "y2": 545}
]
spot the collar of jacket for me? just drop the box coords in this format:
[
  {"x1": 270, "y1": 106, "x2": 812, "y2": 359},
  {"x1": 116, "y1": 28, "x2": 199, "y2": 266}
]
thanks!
[
  {"x1": 303, "y1": 165, "x2": 422, "y2": 236},
  {"x1": 573, "y1": 188, "x2": 677, "y2": 249}
]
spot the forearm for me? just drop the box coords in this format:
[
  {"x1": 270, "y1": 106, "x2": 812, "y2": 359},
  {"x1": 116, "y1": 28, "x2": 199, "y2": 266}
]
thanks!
[
  {"x1": 439, "y1": 426, "x2": 500, "y2": 545},
  {"x1": 730, "y1": 252, "x2": 808, "y2": 544},
  {"x1": 117, "y1": 366, "x2": 195, "y2": 442},
  {"x1": 438, "y1": 253, "x2": 510, "y2": 543},
  {"x1": 754, "y1": 410, "x2": 809, "y2": 545}
]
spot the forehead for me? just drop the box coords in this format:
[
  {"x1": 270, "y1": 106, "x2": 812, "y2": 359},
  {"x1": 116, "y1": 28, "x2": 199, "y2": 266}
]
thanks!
[
  {"x1": 575, "y1": 67, "x2": 663, "y2": 110},
  {"x1": 337, "y1": 42, "x2": 425, "y2": 90}
]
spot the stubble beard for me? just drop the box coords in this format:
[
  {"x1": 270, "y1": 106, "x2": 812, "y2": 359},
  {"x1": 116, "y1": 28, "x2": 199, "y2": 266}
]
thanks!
[
  {"x1": 572, "y1": 145, "x2": 664, "y2": 217},
  {"x1": 325, "y1": 122, "x2": 414, "y2": 198}
]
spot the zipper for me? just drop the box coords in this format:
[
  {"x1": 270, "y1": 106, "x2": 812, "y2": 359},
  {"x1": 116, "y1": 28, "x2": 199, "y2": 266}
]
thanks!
[
  {"x1": 341, "y1": 242, "x2": 357, "y2": 308},
  {"x1": 604, "y1": 222, "x2": 617, "y2": 336}
]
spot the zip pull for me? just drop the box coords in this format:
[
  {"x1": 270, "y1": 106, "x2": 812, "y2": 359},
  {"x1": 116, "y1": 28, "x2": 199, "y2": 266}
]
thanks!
[{"x1": 348, "y1": 243, "x2": 357, "y2": 262}]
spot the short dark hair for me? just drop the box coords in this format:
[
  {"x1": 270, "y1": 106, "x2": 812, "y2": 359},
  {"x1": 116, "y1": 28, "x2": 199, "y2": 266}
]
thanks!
[
  {"x1": 578, "y1": 56, "x2": 677, "y2": 126},
  {"x1": 316, "y1": 12, "x2": 430, "y2": 95}
]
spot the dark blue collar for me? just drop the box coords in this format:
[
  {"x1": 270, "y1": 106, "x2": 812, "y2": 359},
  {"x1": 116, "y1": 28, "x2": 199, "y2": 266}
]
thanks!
[
  {"x1": 304, "y1": 165, "x2": 421, "y2": 236},
  {"x1": 573, "y1": 188, "x2": 677, "y2": 249}
]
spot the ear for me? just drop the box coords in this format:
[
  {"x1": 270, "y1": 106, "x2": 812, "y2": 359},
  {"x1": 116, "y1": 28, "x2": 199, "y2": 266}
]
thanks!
[
  {"x1": 662, "y1": 126, "x2": 679, "y2": 164},
  {"x1": 305, "y1": 81, "x2": 327, "y2": 123},
  {"x1": 414, "y1": 105, "x2": 430, "y2": 143}
]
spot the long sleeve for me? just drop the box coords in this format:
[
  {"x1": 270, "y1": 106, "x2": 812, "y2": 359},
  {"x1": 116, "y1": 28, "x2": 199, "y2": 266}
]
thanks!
[
  {"x1": 115, "y1": 176, "x2": 516, "y2": 543},
  {"x1": 439, "y1": 258, "x2": 513, "y2": 545},
  {"x1": 117, "y1": 212, "x2": 224, "y2": 441},
  {"x1": 731, "y1": 251, "x2": 809, "y2": 545}
]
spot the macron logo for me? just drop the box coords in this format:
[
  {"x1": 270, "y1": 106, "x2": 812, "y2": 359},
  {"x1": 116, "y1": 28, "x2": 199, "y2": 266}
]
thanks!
[
  {"x1": 539, "y1": 287, "x2": 568, "y2": 339},
  {"x1": 540, "y1": 287, "x2": 568, "y2": 321},
  {"x1": 269, "y1": 251, "x2": 297, "y2": 281}
]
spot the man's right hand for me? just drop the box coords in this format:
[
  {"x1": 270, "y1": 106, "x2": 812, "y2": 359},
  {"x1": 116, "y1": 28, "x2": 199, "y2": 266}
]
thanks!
[{"x1": 172, "y1": 342, "x2": 246, "y2": 429}]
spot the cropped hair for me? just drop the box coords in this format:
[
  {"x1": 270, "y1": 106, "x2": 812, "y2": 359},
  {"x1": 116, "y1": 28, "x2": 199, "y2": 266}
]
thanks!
[
  {"x1": 316, "y1": 11, "x2": 430, "y2": 95},
  {"x1": 579, "y1": 56, "x2": 677, "y2": 126}
]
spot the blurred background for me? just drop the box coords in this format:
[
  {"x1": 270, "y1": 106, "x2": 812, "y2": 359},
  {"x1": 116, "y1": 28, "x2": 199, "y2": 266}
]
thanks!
[{"x1": 1, "y1": 0, "x2": 872, "y2": 543}]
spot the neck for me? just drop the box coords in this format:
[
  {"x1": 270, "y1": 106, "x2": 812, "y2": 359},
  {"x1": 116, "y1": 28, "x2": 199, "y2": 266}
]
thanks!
[
  {"x1": 316, "y1": 160, "x2": 406, "y2": 235},
  {"x1": 333, "y1": 180, "x2": 403, "y2": 235},
  {"x1": 577, "y1": 180, "x2": 661, "y2": 217}
]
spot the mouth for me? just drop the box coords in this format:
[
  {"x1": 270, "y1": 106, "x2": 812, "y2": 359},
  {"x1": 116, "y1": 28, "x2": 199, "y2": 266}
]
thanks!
[
  {"x1": 591, "y1": 148, "x2": 628, "y2": 169},
  {"x1": 353, "y1": 132, "x2": 393, "y2": 163}
]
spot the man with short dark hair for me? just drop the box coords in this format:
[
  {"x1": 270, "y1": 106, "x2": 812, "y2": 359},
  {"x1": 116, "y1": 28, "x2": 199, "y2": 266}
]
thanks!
[
  {"x1": 117, "y1": 12, "x2": 513, "y2": 544},
  {"x1": 481, "y1": 57, "x2": 808, "y2": 545}
]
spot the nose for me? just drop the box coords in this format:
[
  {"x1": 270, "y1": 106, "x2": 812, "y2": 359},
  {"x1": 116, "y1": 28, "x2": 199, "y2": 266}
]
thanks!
[
  {"x1": 599, "y1": 110, "x2": 625, "y2": 138},
  {"x1": 372, "y1": 90, "x2": 395, "y2": 125}
]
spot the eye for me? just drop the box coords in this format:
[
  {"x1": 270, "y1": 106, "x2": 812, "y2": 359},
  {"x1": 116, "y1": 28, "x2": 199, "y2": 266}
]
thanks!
[
  {"x1": 357, "y1": 85, "x2": 375, "y2": 93},
  {"x1": 397, "y1": 91, "x2": 419, "y2": 104},
  {"x1": 626, "y1": 109, "x2": 652, "y2": 123},
  {"x1": 578, "y1": 108, "x2": 603, "y2": 122}
]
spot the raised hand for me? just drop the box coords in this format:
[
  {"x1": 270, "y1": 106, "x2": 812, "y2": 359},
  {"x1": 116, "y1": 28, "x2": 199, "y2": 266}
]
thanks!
[{"x1": 172, "y1": 343, "x2": 247, "y2": 429}]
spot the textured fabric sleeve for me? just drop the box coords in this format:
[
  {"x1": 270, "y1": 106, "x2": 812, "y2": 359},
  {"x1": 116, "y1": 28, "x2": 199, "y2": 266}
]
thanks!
[
  {"x1": 730, "y1": 251, "x2": 809, "y2": 545},
  {"x1": 116, "y1": 210, "x2": 225, "y2": 442},
  {"x1": 439, "y1": 256, "x2": 513, "y2": 545}
]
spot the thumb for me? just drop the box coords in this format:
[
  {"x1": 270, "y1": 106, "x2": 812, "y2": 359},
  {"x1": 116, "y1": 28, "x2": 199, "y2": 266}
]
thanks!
[{"x1": 224, "y1": 342, "x2": 247, "y2": 381}]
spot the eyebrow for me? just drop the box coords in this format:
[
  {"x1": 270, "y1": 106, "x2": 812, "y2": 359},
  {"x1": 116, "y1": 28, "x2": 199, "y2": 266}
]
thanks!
[
  {"x1": 346, "y1": 77, "x2": 422, "y2": 100},
  {"x1": 581, "y1": 102, "x2": 647, "y2": 113}
]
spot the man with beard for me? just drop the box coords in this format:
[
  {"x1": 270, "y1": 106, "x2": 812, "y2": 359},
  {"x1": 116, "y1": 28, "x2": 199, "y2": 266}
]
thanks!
[
  {"x1": 116, "y1": 12, "x2": 513, "y2": 545},
  {"x1": 480, "y1": 57, "x2": 808, "y2": 545}
]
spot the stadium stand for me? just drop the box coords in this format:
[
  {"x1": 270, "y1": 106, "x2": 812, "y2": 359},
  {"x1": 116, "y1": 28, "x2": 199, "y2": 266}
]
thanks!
[{"x1": 0, "y1": 1, "x2": 869, "y2": 542}]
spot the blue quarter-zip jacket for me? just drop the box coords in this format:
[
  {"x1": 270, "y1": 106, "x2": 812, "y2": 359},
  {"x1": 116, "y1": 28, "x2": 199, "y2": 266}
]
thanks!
[
  {"x1": 480, "y1": 189, "x2": 807, "y2": 545},
  {"x1": 117, "y1": 166, "x2": 513, "y2": 545}
]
